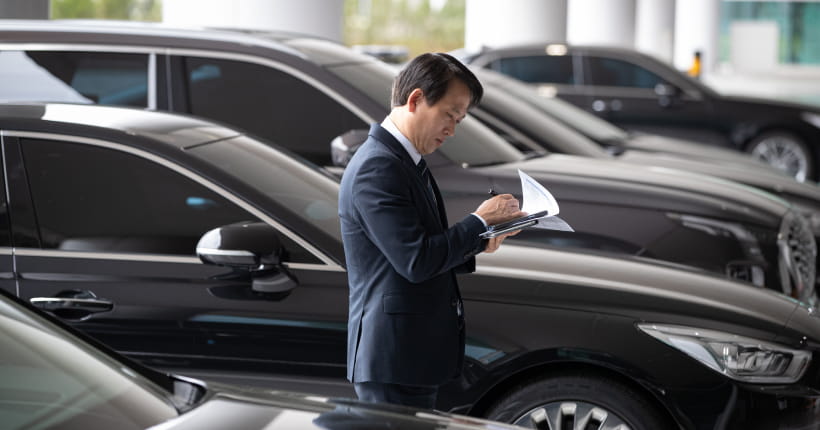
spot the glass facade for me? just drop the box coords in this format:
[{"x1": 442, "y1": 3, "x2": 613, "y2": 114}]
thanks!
[{"x1": 720, "y1": 1, "x2": 820, "y2": 65}]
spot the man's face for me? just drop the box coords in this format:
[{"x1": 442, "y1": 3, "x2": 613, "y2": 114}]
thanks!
[{"x1": 410, "y1": 79, "x2": 471, "y2": 155}]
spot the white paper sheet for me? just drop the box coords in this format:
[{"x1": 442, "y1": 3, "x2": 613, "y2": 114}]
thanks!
[{"x1": 518, "y1": 169, "x2": 574, "y2": 232}]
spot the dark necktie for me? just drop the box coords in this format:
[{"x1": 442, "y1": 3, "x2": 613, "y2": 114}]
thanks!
[{"x1": 417, "y1": 158, "x2": 438, "y2": 209}]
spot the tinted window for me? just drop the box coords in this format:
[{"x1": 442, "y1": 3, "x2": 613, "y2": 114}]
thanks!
[
  {"x1": 20, "y1": 138, "x2": 260, "y2": 257},
  {"x1": 189, "y1": 136, "x2": 341, "y2": 244},
  {"x1": 182, "y1": 57, "x2": 367, "y2": 166},
  {"x1": 327, "y1": 61, "x2": 524, "y2": 166},
  {"x1": 0, "y1": 295, "x2": 177, "y2": 429},
  {"x1": 490, "y1": 55, "x2": 575, "y2": 85},
  {"x1": 2, "y1": 51, "x2": 151, "y2": 106},
  {"x1": 586, "y1": 56, "x2": 663, "y2": 88}
]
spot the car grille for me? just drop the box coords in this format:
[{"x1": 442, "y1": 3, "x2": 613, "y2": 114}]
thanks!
[{"x1": 778, "y1": 211, "x2": 818, "y2": 304}]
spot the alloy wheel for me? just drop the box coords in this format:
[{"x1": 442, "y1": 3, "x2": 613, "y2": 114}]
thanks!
[
  {"x1": 749, "y1": 134, "x2": 809, "y2": 182},
  {"x1": 512, "y1": 401, "x2": 631, "y2": 430}
]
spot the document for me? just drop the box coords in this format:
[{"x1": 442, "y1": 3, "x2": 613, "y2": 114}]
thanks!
[{"x1": 480, "y1": 170, "x2": 574, "y2": 238}]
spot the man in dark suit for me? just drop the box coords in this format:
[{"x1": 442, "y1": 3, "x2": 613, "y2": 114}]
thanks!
[{"x1": 338, "y1": 52, "x2": 525, "y2": 409}]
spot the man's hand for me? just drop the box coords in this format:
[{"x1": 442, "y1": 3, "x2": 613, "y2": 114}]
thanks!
[
  {"x1": 484, "y1": 229, "x2": 520, "y2": 253},
  {"x1": 474, "y1": 194, "x2": 525, "y2": 225}
]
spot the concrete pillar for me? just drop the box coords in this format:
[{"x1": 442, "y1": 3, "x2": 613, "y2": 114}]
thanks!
[
  {"x1": 635, "y1": 0, "x2": 675, "y2": 63},
  {"x1": 464, "y1": 0, "x2": 567, "y2": 52},
  {"x1": 0, "y1": 0, "x2": 48, "y2": 18},
  {"x1": 163, "y1": 0, "x2": 344, "y2": 42},
  {"x1": 673, "y1": 0, "x2": 719, "y2": 75},
  {"x1": 567, "y1": 0, "x2": 636, "y2": 47}
]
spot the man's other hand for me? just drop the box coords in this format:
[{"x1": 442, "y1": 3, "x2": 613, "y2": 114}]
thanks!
[{"x1": 484, "y1": 229, "x2": 520, "y2": 253}]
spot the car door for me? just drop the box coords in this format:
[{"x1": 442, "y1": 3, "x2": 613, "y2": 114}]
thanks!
[
  {"x1": 3, "y1": 132, "x2": 349, "y2": 386},
  {"x1": 579, "y1": 53, "x2": 729, "y2": 146}
]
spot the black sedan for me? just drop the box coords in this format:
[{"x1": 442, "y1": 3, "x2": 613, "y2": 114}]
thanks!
[
  {"x1": 0, "y1": 287, "x2": 527, "y2": 430},
  {"x1": 1, "y1": 103, "x2": 820, "y2": 429},
  {"x1": 457, "y1": 43, "x2": 820, "y2": 183}
]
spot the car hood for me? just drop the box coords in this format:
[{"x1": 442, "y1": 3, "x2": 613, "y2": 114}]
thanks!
[
  {"x1": 623, "y1": 132, "x2": 777, "y2": 171},
  {"x1": 487, "y1": 153, "x2": 790, "y2": 226},
  {"x1": 151, "y1": 382, "x2": 524, "y2": 430},
  {"x1": 617, "y1": 145, "x2": 820, "y2": 208},
  {"x1": 718, "y1": 93, "x2": 820, "y2": 115},
  {"x1": 473, "y1": 245, "x2": 806, "y2": 341}
]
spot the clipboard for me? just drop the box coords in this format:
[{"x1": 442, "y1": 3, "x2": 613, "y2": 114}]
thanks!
[{"x1": 480, "y1": 210, "x2": 548, "y2": 239}]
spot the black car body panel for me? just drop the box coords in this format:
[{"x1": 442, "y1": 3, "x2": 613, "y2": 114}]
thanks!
[{"x1": 0, "y1": 288, "x2": 528, "y2": 430}]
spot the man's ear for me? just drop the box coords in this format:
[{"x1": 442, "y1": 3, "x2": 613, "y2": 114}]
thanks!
[{"x1": 407, "y1": 88, "x2": 424, "y2": 112}]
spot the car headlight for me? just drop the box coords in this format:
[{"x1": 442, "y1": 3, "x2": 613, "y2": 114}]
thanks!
[{"x1": 638, "y1": 323, "x2": 811, "y2": 384}]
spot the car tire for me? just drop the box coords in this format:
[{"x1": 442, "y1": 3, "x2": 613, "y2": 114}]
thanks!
[
  {"x1": 484, "y1": 372, "x2": 671, "y2": 430},
  {"x1": 747, "y1": 131, "x2": 814, "y2": 182}
]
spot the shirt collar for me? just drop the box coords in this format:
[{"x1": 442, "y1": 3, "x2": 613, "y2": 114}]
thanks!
[{"x1": 381, "y1": 116, "x2": 422, "y2": 165}]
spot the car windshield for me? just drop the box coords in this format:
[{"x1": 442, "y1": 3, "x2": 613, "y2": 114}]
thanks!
[
  {"x1": 188, "y1": 135, "x2": 343, "y2": 241},
  {"x1": 0, "y1": 294, "x2": 178, "y2": 430},
  {"x1": 325, "y1": 61, "x2": 525, "y2": 166}
]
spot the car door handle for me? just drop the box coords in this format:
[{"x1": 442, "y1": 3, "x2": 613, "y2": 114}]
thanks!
[{"x1": 30, "y1": 297, "x2": 114, "y2": 313}]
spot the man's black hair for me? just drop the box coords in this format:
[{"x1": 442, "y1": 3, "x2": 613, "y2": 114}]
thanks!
[{"x1": 391, "y1": 52, "x2": 483, "y2": 109}]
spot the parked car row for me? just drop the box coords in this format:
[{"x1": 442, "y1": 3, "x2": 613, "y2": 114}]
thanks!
[
  {"x1": 455, "y1": 43, "x2": 820, "y2": 184},
  {"x1": 0, "y1": 20, "x2": 814, "y2": 302},
  {"x1": 1, "y1": 103, "x2": 819, "y2": 430},
  {"x1": 0, "y1": 20, "x2": 818, "y2": 429}
]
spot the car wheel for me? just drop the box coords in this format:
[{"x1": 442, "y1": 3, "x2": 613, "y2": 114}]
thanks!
[
  {"x1": 484, "y1": 373, "x2": 670, "y2": 430},
  {"x1": 747, "y1": 131, "x2": 813, "y2": 182}
]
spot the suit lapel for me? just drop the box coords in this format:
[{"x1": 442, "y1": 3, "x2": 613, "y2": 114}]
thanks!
[{"x1": 369, "y1": 124, "x2": 444, "y2": 227}]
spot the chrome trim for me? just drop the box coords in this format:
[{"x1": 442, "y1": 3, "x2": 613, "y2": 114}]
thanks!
[
  {"x1": 0, "y1": 247, "x2": 13, "y2": 256},
  {"x1": 5, "y1": 130, "x2": 343, "y2": 270},
  {"x1": 147, "y1": 52, "x2": 157, "y2": 109},
  {"x1": 0, "y1": 43, "x2": 376, "y2": 125},
  {"x1": 195, "y1": 248, "x2": 254, "y2": 257},
  {"x1": 12, "y1": 248, "x2": 344, "y2": 272},
  {"x1": 0, "y1": 43, "x2": 161, "y2": 54},
  {"x1": 14, "y1": 248, "x2": 201, "y2": 264}
]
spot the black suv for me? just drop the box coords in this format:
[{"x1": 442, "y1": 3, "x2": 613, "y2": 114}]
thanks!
[
  {"x1": 0, "y1": 21, "x2": 815, "y2": 301},
  {"x1": 1, "y1": 103, "x2": 820, "y2": 429},
  {"x1": 457, "y1": 43, "x2": 820, "y2": 183}
]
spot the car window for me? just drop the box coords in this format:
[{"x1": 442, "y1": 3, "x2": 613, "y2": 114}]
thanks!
[
  {"x1": 181, "y1": 56, "x2": 367, "y2": 166},
  {"x1": 586, "y1": 56, "x2": 663, "y2": 89},
  {"x1": 1, "y1": 51, "x2": 150, "y2": 106},
  {"x1": 0, "y1": 295, "x2": 177, "y2": 430},
  {"x1": 188, "y1": 135, "x2": 342, "y2": 244},
  {"x1": 326, "y1": 61, "x2": 524, "y2": 166},
  {"x1": 489, "y1": 55, "x2": 575, "y2": 85},
  {"x1": 18, "y1": 137, "x2": 319, "y2": 263}
]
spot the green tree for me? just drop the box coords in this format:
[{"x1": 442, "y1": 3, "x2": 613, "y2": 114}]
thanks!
[
  {"x1": 345, "y1": 0, "x2": 465, "y2": 58},
  {"x1": 51, "y1": 0, "x2": 162, "y2": 21}
]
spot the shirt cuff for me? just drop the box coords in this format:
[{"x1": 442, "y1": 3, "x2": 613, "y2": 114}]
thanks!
[{"x1": 471, "y1": 213, "x2": 488, "y2": 227}]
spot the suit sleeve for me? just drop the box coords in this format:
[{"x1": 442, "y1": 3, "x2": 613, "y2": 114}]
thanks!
[{"x1": 351, "y1": 156, "x2": 485, "y2": 283}]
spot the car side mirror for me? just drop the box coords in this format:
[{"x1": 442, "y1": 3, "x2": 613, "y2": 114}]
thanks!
[
  {"x1": 196, "y1": 221, "x2": 297, "y2": 295},
  {"x1": 330, "y1": 129, "x2": 369, "y2": 167}
]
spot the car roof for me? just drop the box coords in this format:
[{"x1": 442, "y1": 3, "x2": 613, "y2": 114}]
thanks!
[
  {"x1": 0, "y1": 19, "x2": 308, "y2": 59},
  {"x1": 0, "y1": 103, "x2": 242, "y2": 149}
]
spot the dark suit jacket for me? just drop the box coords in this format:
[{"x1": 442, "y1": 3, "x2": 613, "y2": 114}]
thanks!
[{"x1": 339, "y1": 123, "x2": 486, "y2": 386}]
